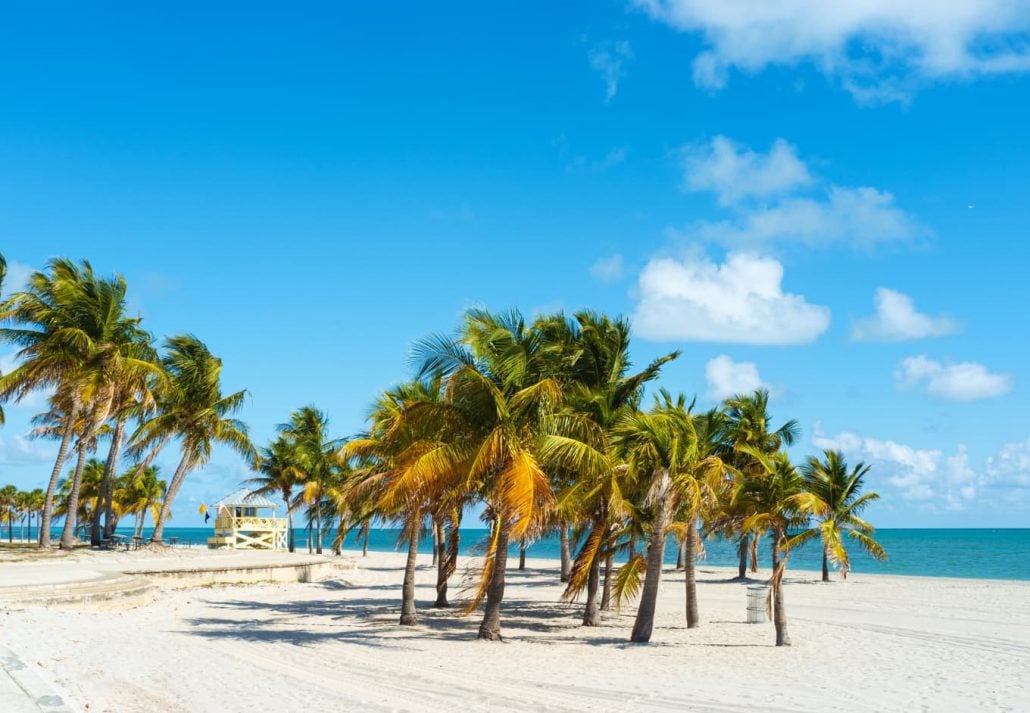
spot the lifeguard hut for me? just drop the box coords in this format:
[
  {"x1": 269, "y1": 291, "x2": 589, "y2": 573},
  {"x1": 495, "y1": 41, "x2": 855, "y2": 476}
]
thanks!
[{"x1": 207, "y1": 488, "x2": 288, "y2": 550}]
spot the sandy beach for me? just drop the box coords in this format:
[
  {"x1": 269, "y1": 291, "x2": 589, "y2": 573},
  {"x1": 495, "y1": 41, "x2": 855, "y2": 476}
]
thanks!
[{"x1": 1, "y1": 548, "x2": 1027, "y2": 712}]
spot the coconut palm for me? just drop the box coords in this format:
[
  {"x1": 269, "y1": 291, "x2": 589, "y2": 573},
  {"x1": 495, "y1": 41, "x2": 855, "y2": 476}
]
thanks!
[
  {"x1": 249, "y1": 435, "x2": 305, "y2": 553},
  {"x1": 121, "y1": 465, "x2": 166, "y2": 539},
  {"x1": 410, "y1": 308, "x2": 558, "y2": 640},
  {"x1": 278, "y1": 406, "x2": 342, "y2": 556},
  {"x1": 0, "y1": 484, "x2": 17, "y2": 542},
  {"x1": 733, "y1": 449, "x2": 821, "y2": 647},
  {"x1": 721, "y1": 389, "x2": 799, "y2": 578},
  {"x1": 130, "y1": 335, "x2": 254, "y2": 543},
  {"x1": 609, "y1": 394, "x2": 722, "y2": 643},
  {"x1": 799, "y1": 450, "x2": 886, "y2": 581}
]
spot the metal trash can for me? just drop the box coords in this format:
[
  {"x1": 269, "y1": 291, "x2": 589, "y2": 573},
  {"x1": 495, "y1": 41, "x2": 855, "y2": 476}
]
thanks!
[{"x1": 746, "y1": 584, "x2": 770, "y2": 624}]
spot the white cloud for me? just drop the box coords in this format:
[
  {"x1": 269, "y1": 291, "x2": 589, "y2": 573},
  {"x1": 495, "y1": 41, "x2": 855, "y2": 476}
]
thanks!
[
  {"x1": 632, "y1": 252, "x2": 831, "y2": 344},
  {"x1": 589, "y1": 254, "x2": 626, "y2": 282},
  {"x1": 692, "y1": 186, "x2": 922, "y2": 249},
  {"x1": 705, "y1": 355, "x2": 769, "y2": 400},
  {"x1": 683, "y1": 136, "x2": 811, "y2": 205},
  {"x1": 589, "y1": 41, "x2": 634, "y2": 102},
  {"x1": 814, "y1": 425, "x2": 1030, "y2": 511},
  {"x1": 634, "y1": 0, "x2": 1030, "y2": 102},
  {"x1": 852, "y1": 288, "x2": 960, "y2": 341},
  {"x1": 895, "y1": 355, "x2": 1014, "y2": 401},
  {"x1": 812, "y1": 425, "x2": 978, "y2": 507}
]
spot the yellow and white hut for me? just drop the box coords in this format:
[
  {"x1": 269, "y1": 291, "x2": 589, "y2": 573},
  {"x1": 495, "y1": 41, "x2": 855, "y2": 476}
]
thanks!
[{"x1": 206, "y1": 488, "x2": 288, "y2": 550}]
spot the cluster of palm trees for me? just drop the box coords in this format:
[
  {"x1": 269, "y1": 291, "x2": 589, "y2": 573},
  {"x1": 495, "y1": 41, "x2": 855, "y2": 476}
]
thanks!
[
  {"x1": 257, "y1": 309, "x2": 886, "y2": 646},
  {"x1": 2, "y1": 252, "x2": 886, "y2": 647},
  {"x1": 0, "y1": 253, "x2": 253, "y2": 548},
  {"x1": 0, "y1": 484, "x2": 45, "y2": 543}
]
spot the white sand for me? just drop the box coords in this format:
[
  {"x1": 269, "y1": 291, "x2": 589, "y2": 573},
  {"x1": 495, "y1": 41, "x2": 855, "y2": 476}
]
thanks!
[{"x1": 1, "y1": 548, "x2": 1028, "y2": 712}]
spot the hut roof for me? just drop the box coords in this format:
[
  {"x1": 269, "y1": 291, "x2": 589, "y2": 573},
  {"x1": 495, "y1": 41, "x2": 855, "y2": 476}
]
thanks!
[{"x1": 213, "y1": 488, "x2": 279, "y2": 509}]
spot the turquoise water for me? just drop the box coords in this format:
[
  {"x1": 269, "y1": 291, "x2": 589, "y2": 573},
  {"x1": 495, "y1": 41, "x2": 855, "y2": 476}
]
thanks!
[{"x1": 19, "y1": 525, "x2": 1024, "y2": 581}]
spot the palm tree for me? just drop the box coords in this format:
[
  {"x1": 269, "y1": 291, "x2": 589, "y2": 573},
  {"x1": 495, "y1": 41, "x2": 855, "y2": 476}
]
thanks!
[
  {"x1": 130, "y1": 335, "x2": 254, "y2": 543},
  {"x1": 610, "y1": 394, "x2": 721, "y2": 643},
  {"x1": 121, "y1": 465, "x2": 166, "y2": 538},
  {"x1": 536, "y1": 311, "x2": 678, "y2": 626},
  {"x1": 722, "y1": 389, "x2": 799, "y2": 578},
  {"x1": 249, "y1": 435, "x2": 305, "y2": 553},
  {"x1": 278, "y1": 406, "x2": 341, "y2": 556},
  {"x1": 733, "y1": 449, "x2": 820, "y2": 647},
  {"x1": 0, "y1": 484, "x2": 17, "y2": 542},
  {"x1": 410, "y1": 309, "x2": 558, "y2": 640},
  {"x1": 799, "y1": 450, "x2": 886, "y2": 581}
]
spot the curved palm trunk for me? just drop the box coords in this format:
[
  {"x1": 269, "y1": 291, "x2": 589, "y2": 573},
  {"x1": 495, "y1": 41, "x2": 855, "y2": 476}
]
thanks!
[
  {"x1": 92, "y1": 416, "x2": 126, "y2": 544},
  {"x1": 59, "y1": 443, "x2": 89, "y2": 549},
  {"x1": 518, "y1": 541, "x2": 527, "y2": 570},
  {"x1": 821, "y1": 545, "x2": 830, "y2": 582},
  {"x1": 582, "y1": 554, "x2": 601, "y2": 626},
  {"x1": 362, "y1": 521, "x2": 370, "y2": 556},
  {"x1": 150, "y1": 450, "x2": 192, "y2": 543},
  {"x1": 685, "y1": 521, "x2": 699, "y2": 628},
  {"x1": 431, "y1": 519, "x2": 439, "y2": 566},
  {"x1": 676, "y1": 538, "x2": 685, "y2": 570},
  {"x1": 38, "y1": 409, "x2": 77, "y2": 548},
  {"x1": 771, "y1": 535, "x2": 791, "y2": 647},
  {"x1": 631, "y1": 484, "x2": 672, "y2": 643},
  {"x1": 399, "y1": 526, "x2": 420, "y2": 625},
  {"x1": 477, "y1": 519, "x2": 511, "y2": 641},
  {"x1": 749, "y1": 536, "x2": 759, "y2": 573},
  {"x1": 737, "y1": 533, "x2": 749, "y2": 579},
  {"x1": 600, "y1": 552, "x2": 614, "y2": 611},
  {"x1": 559, "y1": 523, "x2": 572, "y2": 583}
]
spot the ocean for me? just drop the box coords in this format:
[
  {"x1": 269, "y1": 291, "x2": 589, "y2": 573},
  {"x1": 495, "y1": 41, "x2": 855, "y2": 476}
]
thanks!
[{"x1": 16, "y1": 525, "x2": 1028, "y2": 581}]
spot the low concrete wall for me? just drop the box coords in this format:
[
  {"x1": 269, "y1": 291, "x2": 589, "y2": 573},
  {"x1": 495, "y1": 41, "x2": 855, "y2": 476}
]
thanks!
[{"x1": 131, "y1": 559, "x2": 353, "y2": 590}]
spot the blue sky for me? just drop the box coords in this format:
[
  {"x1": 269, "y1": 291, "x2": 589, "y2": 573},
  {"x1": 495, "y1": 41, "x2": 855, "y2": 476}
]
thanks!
[{"x1": 2, "y1": 1, "x2": 1029, "y2": 527}]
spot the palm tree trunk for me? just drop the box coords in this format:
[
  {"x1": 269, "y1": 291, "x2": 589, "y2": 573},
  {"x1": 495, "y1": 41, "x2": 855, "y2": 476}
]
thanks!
[
  {"x1": 559, "y1": 523, "x2": 572, "y2": 583},
  {"x1": 518, "y1": 540, "x2": 527, "y2": 570},
  {"x1": 362, "y1": 520, "x2": 370, "y2": 556},
  {"x1": 821, "y1": 545, "x2": 830, "y2": 582},
  {"x1": 676, "y1": 537, "x2": 686, "y2": 570},
  {"x1": 315, "y1": 497, "x2": 323, "y2": 554},
  {"x1": 150, "y1": 450, "x2": 192, "y2": 543},
  {"x1": 750, "y1": 535, "x2": 759, "y2": 573},
  {"x1": 286, "y1": 506, "x2": 295, "y2": 553},
  {"x1": 434, "y1": 519, "x2": 458, "y2": 608},
  {"x1": 99, "y1": 416, "x2": 127, "y2": 540},
  {"x1": 399, "y1": 525, "x2": 420, "y2": 625},
  {"x1": 631, "y1": 483, "x2": 672, "y2": 643},
  {"x1": 477, "y1": 519, "x2": 511, "y2": 641},
  {"x1": 600, "y1": 552, "x2": 614, "y2": 611},
  {"x1": 772, "y1": 535, "x2": 791, "y2": 646},
  {"x1": 737, "y1": 533, "x2": 749, "y2": 579},
  {"x1": 582, "y1": 554, "x2": 601, "y2": 626},
  {"x1": 431, "y1": 519, "x2": 439, "y2": 566},
  {"x1": 38, "y1": 407, "x2": 77, "y2": 548},
  {"x1": 59, "y1": 442, "x2": 89, "y2": 549},
  {"x1": 685, "y1": 521, "x2": 699, "y2": 628}
]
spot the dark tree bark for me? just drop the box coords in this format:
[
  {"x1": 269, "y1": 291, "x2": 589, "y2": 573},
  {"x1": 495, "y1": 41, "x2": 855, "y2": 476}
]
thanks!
[
  {"x1": 39, "y1": 408, "x2": 77, "y2": 549},
  {"x1": 518, "y1": 541, "x2": 527, "y2": 570},
  {"x1": 600, "y1": 552, "x2": 614, "y2": 611},
  {"x1": 771, "y1": 535, "x2": 791, "y2": 647},
  {"x1": 399, "y1": 527, "x2": 420, "y2": 625},
  {"x1": 559, "y1": 523, "x2": 572, "y2": 583},
  {"x1": 434, "y1": 519, "x2": 458, "y2": 608},
  {"x1": 676, "y1": 538, "x2": 686, "y2": 570},
  {"x1": 315, "y1": 496, "x2": 323, "y2": 554},
  {"x1": 59, "y1": 442, "x2": 89, "y2": 549},
  {"x1": 822, "y1": 545, "x2": 830, "y2": 582},
  {"x1": 750, "y1": 536, "x2": 759, "y2": 573},
  {"x1": 582, "y1": 554, "x2": 601, "y2": 626},
  {"x1": 630, "y1": 476, "x2": 672, "y2": 643},
  {"x1": 737, "y1": 533, "x2": 749, "y2": 579},
  {"x1": 477, "y1": 520, "x2": 511, "y2": 641},
  {"x1": 431, "y1": 518, "x2": 439, "y2": 566},
  {"x1": 685, "y1": 522, "x2": 699, "y2": 628}
]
